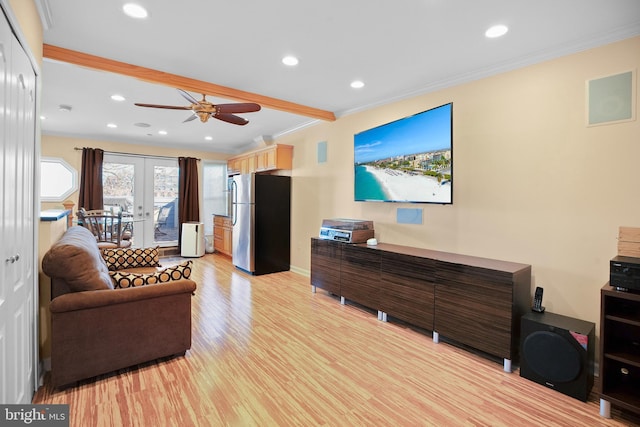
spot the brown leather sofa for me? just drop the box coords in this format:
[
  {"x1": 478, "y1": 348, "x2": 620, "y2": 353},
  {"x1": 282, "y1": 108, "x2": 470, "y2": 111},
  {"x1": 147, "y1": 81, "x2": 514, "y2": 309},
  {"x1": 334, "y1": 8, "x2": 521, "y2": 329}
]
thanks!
[{"x1": 42, "y1": 226, "x2": 197, "y2": 388}]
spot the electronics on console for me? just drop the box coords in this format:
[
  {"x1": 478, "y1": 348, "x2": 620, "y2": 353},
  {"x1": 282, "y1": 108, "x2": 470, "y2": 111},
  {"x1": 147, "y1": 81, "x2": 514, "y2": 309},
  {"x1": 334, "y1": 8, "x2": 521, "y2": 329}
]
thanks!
[
  {"x1": 610, "y1": 255, "x2": 640, "y2": 292},
  {"x1": 319, "y1": 218, "x2": 374, "y2": 244}
]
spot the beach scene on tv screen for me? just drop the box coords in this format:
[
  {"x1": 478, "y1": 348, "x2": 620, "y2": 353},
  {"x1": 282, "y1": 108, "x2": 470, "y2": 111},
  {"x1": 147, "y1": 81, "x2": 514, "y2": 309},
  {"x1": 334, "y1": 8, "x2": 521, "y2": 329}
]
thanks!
[{"x1": 354, "y1": 103, "x2": 452, "y2": 204}]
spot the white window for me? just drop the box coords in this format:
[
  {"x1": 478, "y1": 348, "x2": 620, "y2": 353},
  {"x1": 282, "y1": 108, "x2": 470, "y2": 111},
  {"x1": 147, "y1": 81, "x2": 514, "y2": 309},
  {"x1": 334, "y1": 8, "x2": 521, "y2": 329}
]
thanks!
[
  {"x1": 202, "y1": 161, "x2": 228, "y2": 236},
  {"x1": 40, "y1": 157, "x2": 78, "y2": 202}
]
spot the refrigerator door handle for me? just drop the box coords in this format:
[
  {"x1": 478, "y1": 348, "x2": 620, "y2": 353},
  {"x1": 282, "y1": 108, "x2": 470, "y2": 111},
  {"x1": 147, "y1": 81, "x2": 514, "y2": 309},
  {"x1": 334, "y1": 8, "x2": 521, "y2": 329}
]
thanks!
[{"x1": 231, "y1": 180, "x2": 238, "y2": 226}]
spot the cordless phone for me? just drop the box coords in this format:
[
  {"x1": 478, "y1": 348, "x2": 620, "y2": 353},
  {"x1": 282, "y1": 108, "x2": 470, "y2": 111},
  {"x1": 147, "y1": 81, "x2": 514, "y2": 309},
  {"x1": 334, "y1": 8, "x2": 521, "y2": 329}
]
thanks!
[{"x1": 532, "y1": 286, "x2": 545, "y2": 313}]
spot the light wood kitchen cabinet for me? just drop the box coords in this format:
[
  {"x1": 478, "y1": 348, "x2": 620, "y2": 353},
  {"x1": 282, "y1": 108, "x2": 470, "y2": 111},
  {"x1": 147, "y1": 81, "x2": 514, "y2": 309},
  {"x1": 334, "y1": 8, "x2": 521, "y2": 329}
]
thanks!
[
  {"x1": 247, "y1": 154, "x2": 257, "y2": 173},
  {"x1": 227, "y1": 144, "x2": 293, "y2": 174},
  {"x1": 213, "y1": 215, "x2": 232, "y2": 257},
  {"x1": 256, "y1": 144, "x2": 292, "y2": 171},
  {"x1": 227, "y1": 158, "x2": 241, "y2": 175},
  {"x1": 239, "y1": 157, "x2": 249, "y2": 174}
]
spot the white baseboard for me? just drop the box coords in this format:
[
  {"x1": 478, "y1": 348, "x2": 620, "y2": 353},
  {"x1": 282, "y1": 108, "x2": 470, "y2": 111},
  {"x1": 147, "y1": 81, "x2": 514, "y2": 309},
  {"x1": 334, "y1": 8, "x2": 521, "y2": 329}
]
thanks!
[{"x1": 290, "y1": 265, "x2": 309, "y2": 277}]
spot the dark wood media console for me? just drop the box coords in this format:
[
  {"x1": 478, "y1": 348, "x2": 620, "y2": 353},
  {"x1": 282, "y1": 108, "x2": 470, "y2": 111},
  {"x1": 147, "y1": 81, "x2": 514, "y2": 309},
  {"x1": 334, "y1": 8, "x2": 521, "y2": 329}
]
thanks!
[{"x1": 310, "y1": 238, "x2": 532, "y2": 370}]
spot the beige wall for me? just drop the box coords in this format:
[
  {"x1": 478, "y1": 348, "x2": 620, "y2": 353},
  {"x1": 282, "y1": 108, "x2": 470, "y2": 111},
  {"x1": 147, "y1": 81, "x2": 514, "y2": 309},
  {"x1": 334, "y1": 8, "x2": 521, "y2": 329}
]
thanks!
[
  {"x1": 7, "y1": 0, "x2": 42, "y2": 65},
  {"x1": 281, "y1": 36, "x2": 640, "y2": 330}
]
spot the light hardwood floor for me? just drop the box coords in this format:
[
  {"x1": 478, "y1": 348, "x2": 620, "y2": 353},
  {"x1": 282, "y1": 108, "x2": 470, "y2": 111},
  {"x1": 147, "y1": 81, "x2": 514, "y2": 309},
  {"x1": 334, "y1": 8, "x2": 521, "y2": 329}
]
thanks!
[{"x1": 34, "y1": 254, "x2": 640, "y2": 426}]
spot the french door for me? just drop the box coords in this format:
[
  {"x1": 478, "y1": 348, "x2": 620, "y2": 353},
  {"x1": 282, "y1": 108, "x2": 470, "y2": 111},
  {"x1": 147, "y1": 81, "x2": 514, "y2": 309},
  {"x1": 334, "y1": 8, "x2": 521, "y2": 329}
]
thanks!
[{"x1": 103, "y1": 154, "x2": 179, "y2": 248}]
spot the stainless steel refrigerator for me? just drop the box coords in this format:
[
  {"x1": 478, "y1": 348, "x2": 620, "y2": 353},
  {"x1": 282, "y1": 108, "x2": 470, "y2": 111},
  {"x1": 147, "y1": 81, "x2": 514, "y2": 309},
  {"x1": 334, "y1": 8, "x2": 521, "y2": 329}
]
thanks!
[{"x1": 230, "y1": 173, "x2": 291, "y2": 275}]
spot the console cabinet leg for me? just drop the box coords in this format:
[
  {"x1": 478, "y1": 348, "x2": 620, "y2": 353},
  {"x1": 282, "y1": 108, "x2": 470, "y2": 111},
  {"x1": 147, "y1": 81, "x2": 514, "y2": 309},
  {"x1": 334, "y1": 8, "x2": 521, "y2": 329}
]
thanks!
[
  {"x1": 340, "y1": 296, "x2": 345, "y2": 305},
  {"x1": 433, "y1": 331, "x2": 439, "y2": 344},
  {"x1": 311, "y1": 285, "x2": 316, "y2": 293},
  {"x1": 503, "y1": 358, "x2": 511, "y2": 373},
  {"x1": 381, "y1": 312, "x2": 388, "y2": 322},
  {"x1": 599, "y1": 399, "x2": 611, "y2": 418}
]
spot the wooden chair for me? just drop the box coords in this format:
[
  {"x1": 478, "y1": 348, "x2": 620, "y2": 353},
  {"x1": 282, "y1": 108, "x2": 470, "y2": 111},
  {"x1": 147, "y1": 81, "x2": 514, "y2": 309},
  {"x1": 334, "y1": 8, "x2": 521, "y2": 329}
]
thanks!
[{"x1": 77, "y1": 208, "x2": 132, "y2": 249}]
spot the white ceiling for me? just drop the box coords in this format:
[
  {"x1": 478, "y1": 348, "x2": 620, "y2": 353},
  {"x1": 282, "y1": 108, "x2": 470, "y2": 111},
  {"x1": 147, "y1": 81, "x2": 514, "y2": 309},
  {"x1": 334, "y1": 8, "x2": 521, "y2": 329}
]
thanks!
[{"x1": 37, "y1": 0, "x2": 640, "y2": 154}]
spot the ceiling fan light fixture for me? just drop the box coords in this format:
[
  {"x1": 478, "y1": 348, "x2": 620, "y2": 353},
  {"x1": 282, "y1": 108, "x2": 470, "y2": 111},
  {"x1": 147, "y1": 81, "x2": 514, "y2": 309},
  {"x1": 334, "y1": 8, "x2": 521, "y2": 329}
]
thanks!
[
  {"x1": 282, "y1": 55, "x2": 299, "y2": 66},
  {"x1": 485, "y1": 24, "x2": 508, "y2": 38},
  {"x1": 197, "y1": 111, "x2": 210, "y2": 122},
  {"x1": 123, "y1": 3, "x2": 148, "y2": 19},
  {"x1": 136, "y1": 89, "x2": 260, "y2": 126}
]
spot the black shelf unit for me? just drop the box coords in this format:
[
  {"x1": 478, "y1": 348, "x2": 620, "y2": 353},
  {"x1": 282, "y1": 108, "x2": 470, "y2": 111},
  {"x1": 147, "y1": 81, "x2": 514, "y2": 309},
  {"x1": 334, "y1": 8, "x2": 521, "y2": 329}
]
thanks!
[{"x1": 600, "y1": 284, "x2": 640, "y2": 417}]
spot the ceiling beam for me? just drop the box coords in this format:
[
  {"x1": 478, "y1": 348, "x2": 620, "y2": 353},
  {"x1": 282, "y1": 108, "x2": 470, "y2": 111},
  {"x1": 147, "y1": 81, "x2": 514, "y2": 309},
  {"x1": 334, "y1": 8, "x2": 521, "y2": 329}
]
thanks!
[{"x1": 43, "y1": 44, "x2": 336, "y2": 122}]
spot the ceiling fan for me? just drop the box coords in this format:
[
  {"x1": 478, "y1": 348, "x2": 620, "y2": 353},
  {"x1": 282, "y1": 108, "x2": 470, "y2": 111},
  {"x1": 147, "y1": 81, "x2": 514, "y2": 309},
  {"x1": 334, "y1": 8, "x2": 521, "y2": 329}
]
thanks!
[{"x1": 135, "y1": 89, "x2": 261, "y2": 125}]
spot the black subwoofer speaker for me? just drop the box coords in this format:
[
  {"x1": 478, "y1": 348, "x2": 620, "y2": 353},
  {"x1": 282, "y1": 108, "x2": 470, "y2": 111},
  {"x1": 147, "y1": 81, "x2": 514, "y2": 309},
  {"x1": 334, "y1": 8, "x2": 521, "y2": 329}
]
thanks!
[{"x1": 520, "y1": 311, "x2": 595, "y2": 401}]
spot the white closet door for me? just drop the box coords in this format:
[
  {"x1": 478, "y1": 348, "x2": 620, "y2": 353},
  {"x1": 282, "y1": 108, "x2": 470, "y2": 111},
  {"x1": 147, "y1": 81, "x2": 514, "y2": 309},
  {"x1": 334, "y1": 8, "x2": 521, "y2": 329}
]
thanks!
[{"x1": 0, "y1": 10, "x2": 37, "y2": 404}]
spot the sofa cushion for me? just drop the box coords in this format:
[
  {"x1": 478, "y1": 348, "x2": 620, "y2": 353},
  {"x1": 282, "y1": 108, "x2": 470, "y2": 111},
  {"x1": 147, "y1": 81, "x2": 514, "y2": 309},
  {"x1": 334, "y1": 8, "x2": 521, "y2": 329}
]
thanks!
[
  {"x1": 42, "y1": 226, "x2": 114, "y2": 293},
  {"x1": 110, "y1": 260, "x2": 193, "y2": 289},
  {"x1": 101, "y1": 246, "x2": 161, "y2": 271}
]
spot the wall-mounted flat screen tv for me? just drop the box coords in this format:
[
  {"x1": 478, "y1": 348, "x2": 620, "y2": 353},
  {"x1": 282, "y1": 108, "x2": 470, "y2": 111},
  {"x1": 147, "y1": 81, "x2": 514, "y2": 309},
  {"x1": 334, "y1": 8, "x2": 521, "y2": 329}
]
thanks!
[{"x1": 354, "y1": 102, "x2": 452, "y2": 204}]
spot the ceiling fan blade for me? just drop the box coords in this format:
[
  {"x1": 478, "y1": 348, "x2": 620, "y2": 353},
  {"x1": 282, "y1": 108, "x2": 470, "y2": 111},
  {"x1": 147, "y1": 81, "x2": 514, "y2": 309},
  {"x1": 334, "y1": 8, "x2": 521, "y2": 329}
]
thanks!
[
  {"x1": 214, "y1": 113, "x2": 249, "y2": 126},
  {"x1": 177, "y1": 89, "x2": 201, "y2": 106},
  {"x1": 183, "y1": 113, "x2": 198, "y2": 123},
  {"x1": 134, "y1": 103, "x2": 191, "y2": 110},
  {"x1": 215, "y1": 103, "x2": 262, "y2": 114}
]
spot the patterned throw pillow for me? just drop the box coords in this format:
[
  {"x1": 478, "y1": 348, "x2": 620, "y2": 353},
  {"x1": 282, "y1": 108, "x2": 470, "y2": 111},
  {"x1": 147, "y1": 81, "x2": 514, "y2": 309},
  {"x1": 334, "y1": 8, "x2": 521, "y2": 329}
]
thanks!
[
  {"x1": 102, "y1": 247, "x2": 160, "y2": 271},
  {"x1": 109, "y1": 260, "x2": 193, "y2": 289}
]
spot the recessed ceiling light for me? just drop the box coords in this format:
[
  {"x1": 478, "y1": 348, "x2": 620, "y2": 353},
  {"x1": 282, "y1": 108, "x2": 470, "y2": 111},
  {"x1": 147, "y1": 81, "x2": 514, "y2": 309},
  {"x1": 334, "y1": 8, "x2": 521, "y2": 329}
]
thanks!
[
  {"x1": 485, "y1": 24, "x2": 508, "y2": 38},
  {"x1": 58, "y1": 104, "x2": 72, "y2": 112},
  {"x1": 40, "y1": 115, "x2": 46, "y2": 120},
  {"x1": 123, "y1": 3, "x2": 148, "y2": 19},
  {"x1": 282, "y1": 55, "x2": 299, "y2": 66},
  {"x1": 204, "y1": 136, "x2": 213, "y2": 141},
  {"x1": 111, "y1": 94, "x2": 126, "y2": 102},
  {"x1": 134, "y1": 122, "x2": 151, "y2": 128},
  {"x1": 350, "y1": 80, "x2": 365, "y2": 89},
  {"x1": 107, "y1": 123, "x2": 118, "y2": 128},
  {"x1": 158, "y1": 130, "x2": 167, "y2": 135}
]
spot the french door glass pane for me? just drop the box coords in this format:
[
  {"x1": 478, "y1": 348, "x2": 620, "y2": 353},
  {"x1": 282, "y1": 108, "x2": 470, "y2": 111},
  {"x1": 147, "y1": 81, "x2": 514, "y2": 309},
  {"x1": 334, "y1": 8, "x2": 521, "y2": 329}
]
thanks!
[
  {"x1": 103, "y1": 163, "x2": 134, "y2": 215},
  {"x1": 153, "y1": 165, "x2": 179, "y2": 243}
]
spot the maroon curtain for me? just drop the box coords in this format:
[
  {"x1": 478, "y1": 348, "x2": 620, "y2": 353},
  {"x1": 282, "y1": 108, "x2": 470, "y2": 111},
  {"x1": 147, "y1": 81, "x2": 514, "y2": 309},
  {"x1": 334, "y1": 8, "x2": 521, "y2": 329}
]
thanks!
[
  {"x1": 78, "y1": 148, "x2": 104, "y2": 211},
  {"x1": 178, "y1": 157, "x2": 200, "y2": 246}
]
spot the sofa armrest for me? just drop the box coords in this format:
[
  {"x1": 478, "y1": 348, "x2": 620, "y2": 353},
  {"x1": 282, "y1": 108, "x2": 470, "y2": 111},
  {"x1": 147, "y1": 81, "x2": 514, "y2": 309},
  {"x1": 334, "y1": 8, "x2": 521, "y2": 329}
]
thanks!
[{"x1": 49, "y1": 279, "x2": 196, "y2": 313}]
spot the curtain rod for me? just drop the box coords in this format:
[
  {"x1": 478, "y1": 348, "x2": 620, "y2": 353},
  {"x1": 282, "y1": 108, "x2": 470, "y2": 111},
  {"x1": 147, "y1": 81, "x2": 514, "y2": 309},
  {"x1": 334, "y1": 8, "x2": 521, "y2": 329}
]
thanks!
[{"x1": 73, "y1": 147, "x2": 200, "y2": 161}]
